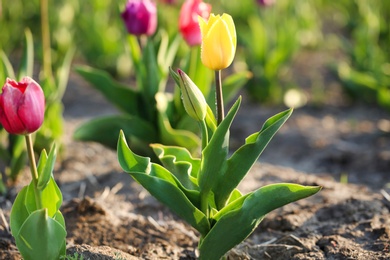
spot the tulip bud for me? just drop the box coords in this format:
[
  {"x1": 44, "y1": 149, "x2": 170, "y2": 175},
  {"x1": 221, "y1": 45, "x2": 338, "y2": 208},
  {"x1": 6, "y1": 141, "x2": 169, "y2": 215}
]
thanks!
[
  {"x1": 179, "y1": 0, "x2": 211, "y2": 47},
  {"x1": 121, "y1": 0, "x2": 157, "y2": 36},
  {"x1": 177, "y1": 69, "x2": 207, "y2": 122},
  {"x1": 198, "y1": 13, "x2": 236, "y2": 70},
  {"x1": 0, "y1": 77, "x2": 45, "y2": 135}
]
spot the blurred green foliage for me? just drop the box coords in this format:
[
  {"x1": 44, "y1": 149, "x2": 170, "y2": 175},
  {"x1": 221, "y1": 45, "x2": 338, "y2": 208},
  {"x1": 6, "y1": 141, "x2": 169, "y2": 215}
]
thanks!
[
  {"x1": 329, "y1": 0, "x2": 390, "y2": 110},
  {"x1": 1, "y1": 0, "x2": 389, "y2": 108}
]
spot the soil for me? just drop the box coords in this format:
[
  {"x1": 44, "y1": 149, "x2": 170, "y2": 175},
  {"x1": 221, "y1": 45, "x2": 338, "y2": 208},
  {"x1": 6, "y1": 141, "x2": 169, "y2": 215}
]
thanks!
[{"x1": 0, "y1": 57, "x2": 390, "y2": 259}]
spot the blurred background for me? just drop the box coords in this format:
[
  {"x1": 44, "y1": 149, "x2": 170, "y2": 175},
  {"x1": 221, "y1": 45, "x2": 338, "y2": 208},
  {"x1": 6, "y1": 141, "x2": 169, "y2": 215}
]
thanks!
[{"x1": 1, "y1": 0, "x2": 389, "y2": 109}]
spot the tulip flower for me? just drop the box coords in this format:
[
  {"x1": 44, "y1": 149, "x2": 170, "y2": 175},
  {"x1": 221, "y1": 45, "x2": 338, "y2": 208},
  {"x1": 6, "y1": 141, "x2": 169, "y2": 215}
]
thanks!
[
  {"x1": 0, "y1": 77, "x2": 45, "y2": 135},
  {"x1": 257, "y1": 0, "x2": 276, "y2": 6},
  {"x1": 121, "y1": 0, "x2": 157, "y2": 36},
  {"x1": 198, "y1": 13, "x2": 236, "y2": 70},
  {"x1": 177, "y1": 69, "x2": 207, "y2": 122},
  {"x1": 179, "y1": 0, "x2": 211, "y2": 46}
]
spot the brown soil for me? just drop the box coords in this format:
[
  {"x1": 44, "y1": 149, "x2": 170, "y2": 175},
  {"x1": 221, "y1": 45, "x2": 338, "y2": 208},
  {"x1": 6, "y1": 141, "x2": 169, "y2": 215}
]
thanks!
[{"x1": 0, "y1": 68, "x2": 389, "y2": 259}]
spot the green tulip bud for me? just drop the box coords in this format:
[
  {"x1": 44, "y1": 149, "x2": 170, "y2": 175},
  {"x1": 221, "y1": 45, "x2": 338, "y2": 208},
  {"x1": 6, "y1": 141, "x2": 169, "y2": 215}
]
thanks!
[{"x1": 177, "y1": 69, "x2": 207, "y2": 122}]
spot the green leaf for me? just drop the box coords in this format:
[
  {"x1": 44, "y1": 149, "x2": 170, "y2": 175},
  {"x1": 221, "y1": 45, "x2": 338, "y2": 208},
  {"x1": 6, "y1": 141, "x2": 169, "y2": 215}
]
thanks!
[
  {"x1": 200, "y1": 184, "x2": 321, "y2": 260},
  {"x1": 143, "y1": 38, "x2": 160, "y2": 96},
  {"x1": 25, "y1": 176, "x2": 63, "y2": 217},
  {"x1": 75, "y1": 65, "x2": 140, "y2": 115},
  {"x1": 17, "y1": 28, "x2": 34, "y2": 80},
  {"x1": 15, "y1": 209, "x2": 66, "y2": 260},
  {"x1": 205, "y1": 105, "x2": 217, "y2": 139},
  {"x1": 151, "y1": 143, "x2": 200, "y2": 190},
  {"x1": 118, "y1": 131, "x2": 209, "y2": 235},
  {"x1": 169, "y1": 67, "x2": 181, "y2": 87},
  {"x1": 10, "y1": 186, "x2": 30, "y2": 236},
  {"x1": 222, "y1": 71, "x2": 252, "y2": 104},
  {"x1": 0, "y1": 50, "x2": 16, "y2": 80},
  {"x1": 56, "y1": 46, "x2": 75, "y2": 101},
  {"x1": 37, "y1": 144, "x2": 57, "y2": 190},
  {"x1": 74, "y1": 115, "x2": 157, "y2": 150},
  {"x1": 199, "y1": 97, "x2": 241, "y2": 195},
  {"x1": 36, "y1": 149, "x2": 48, "y2": 181},
  {"x1": 156, "y1": 93, "x2": 200, "y2": 152},
  {"x1": 214, "y1": 108, "x2": 293, "y2": 209}
]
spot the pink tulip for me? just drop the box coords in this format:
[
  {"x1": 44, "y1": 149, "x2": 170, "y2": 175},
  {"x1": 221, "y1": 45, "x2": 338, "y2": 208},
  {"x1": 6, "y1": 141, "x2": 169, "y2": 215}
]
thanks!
[
  {"x1": 0, "y1": 77, "x2": 45, "y2": 135},
  {"x1": 179, "y1": 0, "x2": 211, "y2": 46},
  {"x1": 257, "y1": 0, "x2": 276, "y2": 6},
  {"x1": 121, "y1": 0, "x2": 157, "y2": 36}
]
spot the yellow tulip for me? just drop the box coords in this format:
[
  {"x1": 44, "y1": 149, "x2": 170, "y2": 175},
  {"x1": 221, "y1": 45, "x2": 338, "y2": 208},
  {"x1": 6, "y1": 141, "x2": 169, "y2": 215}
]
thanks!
[{"x1": 198, "y1": 13, "x2": 236, "y2": 70}]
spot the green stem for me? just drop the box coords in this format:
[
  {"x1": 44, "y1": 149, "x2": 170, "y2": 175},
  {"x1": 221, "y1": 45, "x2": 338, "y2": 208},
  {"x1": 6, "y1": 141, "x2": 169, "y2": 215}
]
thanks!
[
  {"x1": 199, "y1": 120, "x2": 208, "y2": 151},
  {"x1": 215, "y1": 70, "x2": 224, "y2": 124},
  {"x1": 40, "y1": 0, "x2": 52, "y2": 79},
  {"x1": 25, "y1": 134, "x2": 43, "y2": 209}
]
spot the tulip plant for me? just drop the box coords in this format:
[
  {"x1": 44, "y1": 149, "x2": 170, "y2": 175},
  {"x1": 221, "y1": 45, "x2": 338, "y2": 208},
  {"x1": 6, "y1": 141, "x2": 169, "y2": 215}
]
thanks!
[
  {"x1": 117, "y1": 12, "x2": 321, "y2": 259},
  {"x1": 0, "y1": 77, "x2": 66, "y2": 260},
  {"x1": 74, "y1": 0, "x2": 250, "y2": 158},
  {"x1": 0, "y1": 28, "x2": 73, "y2": 192}
]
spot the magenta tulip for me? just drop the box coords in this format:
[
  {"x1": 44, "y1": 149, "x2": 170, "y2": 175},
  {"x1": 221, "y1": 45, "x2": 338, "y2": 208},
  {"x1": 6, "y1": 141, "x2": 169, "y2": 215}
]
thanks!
[
  {"x1": 0, "y1": 77, "x2": 45, "y2": 135},
  {"x1": 179, "y1": 0, "x2": 211, "y2": 46},
  {"x1": 257, "y1": 0, "x2": 276, "y2": 6},
  {"x1": 121, "y1": 0, "x2": 157, "y2": 36}
]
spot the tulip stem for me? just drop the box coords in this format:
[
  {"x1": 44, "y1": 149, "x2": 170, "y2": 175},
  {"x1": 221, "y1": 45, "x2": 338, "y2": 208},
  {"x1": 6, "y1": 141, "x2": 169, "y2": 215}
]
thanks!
[
  {"x1": 215, "y1": 70, "x2": 224, "y2": 124},
  {"x1": 40, "y1": 0, "x2": 53, "y2": 79},
  {"x1": 25, "y1": 134, "x2": 43, "y2": 209}
]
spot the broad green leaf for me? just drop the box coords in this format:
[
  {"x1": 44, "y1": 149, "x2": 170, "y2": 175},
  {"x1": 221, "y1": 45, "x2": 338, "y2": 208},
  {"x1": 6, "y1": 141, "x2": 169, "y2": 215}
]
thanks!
[
  {"x1": 118, "y1": 131, "x2": 209, "y2": 235},
  {"x1": 75, "y1": 65, "x2": 140, "y2": 115},
  {"x1": 151, "y1": 144, "x2": 200, "y2": 190},
  {"x1": 200, "y1": 184, "x2": 321, "y2": 260},
  {"x1": 214, "y1": 108, "x2": 293, "y2": 209},
  {"x1": 37, "y1": 144, "x2": 57, "y2": 190},
  {"x1": 143, "y1": 39, "x2": 160, "y2": 97},
  {"x1": 25, "y1": 176, "x2": 63, "y2": 217},
  {"x1": 15, "y1": 209, "x2": 66, "y2": 260},
  {"x1": 74, "y1": 115, "x2": 157, "y2": 150},
  {"x1": 199, "y1": 98, "x2": 241, "y2": 195},
  {"x1": 10, "y1": 186, "x2": 29, "y2": 236},
  {"x1": 17, "y1": 29, "x2": 34, "y2": 80}
]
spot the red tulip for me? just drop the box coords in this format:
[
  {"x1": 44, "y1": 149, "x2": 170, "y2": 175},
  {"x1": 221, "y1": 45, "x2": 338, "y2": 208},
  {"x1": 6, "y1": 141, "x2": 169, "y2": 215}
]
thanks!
[
  {"x1": 0, "y1": 77, "x2": 45, "y2": 135},
  {"x1": 179, "y1": 0, "x2": 211, "y2": 46},
  {"x1": 121, "y1": 0, "x2": 157, "y2": 36}
]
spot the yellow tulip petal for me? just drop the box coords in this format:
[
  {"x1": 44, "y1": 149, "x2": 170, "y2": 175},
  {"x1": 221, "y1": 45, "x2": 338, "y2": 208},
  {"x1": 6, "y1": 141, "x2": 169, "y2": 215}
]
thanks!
[
  {"x1": 199, "y1": 13, "x2": 236, "y2": 70},
  {"x1": 221, "y1": 13, "x2": 236, "y2": 49}
]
